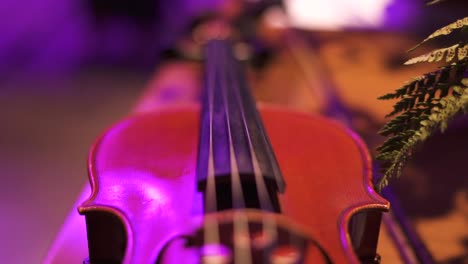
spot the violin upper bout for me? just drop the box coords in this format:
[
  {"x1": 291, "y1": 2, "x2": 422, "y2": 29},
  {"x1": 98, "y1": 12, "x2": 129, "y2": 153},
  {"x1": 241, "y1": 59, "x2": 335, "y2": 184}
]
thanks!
[{"x1": 79, "y1": 105, "x2": 202, "y2": 264}]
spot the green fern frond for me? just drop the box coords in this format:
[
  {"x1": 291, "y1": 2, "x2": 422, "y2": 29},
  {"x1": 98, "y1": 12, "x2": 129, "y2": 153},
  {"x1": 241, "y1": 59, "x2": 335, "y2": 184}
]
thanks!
[
  {"x1": 377, "y1": 84, "x2": 468, "y2": 191},
  {"x1": 382, "y1": 62, "x2": 465, "y2": 118},
  {"x1": 462, "y1": 78, "x2": 468, "y2": 86},
  {"x1": 376, "y1": 58, "x2": 467, "y2": 191},
  {"x1": 427, "y1": 0, "x2": 447, "y2": 5},
  {"x1": 409, "y1": 17, "x2": 468, "y2": 51},
  {"x1": 404, "y1": 44, "x2": 463, "y2": 65},
  {"x1": 378, "y1": 76, "x2": 425, "y2": 101},
  {"x1": 458, "y1": 44, "x2": 468, "y2": 60}
]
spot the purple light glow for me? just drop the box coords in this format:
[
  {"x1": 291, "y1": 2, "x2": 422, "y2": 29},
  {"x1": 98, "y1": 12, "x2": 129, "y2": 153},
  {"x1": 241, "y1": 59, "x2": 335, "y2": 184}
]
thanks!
[
  {"x1": 0, "y1": 0, "x2": 89, "y2": 76},
  {"x1": 382, "y1": 0, "x2": 419, "y2": 30},
  {"x1": 0, "y1": 0, "x2": 420, "y2": 80},
  {"x1": 95, "y1": 169, "x2": 174, "y2": 217}
]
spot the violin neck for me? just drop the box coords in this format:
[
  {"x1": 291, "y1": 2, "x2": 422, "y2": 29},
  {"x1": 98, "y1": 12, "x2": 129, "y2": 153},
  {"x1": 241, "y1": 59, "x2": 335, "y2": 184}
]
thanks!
[{"x1": 196, "y1": 39, "x2": 284, "y2": 213}]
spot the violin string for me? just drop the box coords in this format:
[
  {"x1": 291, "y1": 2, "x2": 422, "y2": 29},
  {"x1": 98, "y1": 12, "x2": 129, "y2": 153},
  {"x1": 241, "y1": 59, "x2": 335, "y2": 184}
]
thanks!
[
  {"x1": 204, "y1": 37, "x2": 218, "y2": 213},
  {"x1": 220, "y1": 45, "x2": 245, "y2": 210},
  {"x1": 287, "y1": 36, "x2": 329, "y2": 110},
  {"x1": 219, "y1": 41, "x2": 252, "y2": 264},
  {"x1": 230, "y1": 48, "x2": 273, "y2": 212},
  {"x1": 230, "y1": 43, "x2": 280, "y2": 261},
  {"x1": 203, "y1": 42, "x2": 220, "y2": 247}
]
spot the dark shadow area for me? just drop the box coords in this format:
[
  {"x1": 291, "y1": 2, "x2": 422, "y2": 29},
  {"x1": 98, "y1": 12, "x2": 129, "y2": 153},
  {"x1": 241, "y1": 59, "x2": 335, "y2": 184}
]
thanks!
[{"x1": 392, "y1": 114, "x2": 468, "y2": 218}]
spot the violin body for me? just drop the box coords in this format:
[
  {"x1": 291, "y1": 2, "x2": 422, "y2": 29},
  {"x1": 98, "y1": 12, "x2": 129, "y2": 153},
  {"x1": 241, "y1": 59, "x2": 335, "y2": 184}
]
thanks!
[{"x1": 80, "y1": 103, "x2": 389, "y2": 263}]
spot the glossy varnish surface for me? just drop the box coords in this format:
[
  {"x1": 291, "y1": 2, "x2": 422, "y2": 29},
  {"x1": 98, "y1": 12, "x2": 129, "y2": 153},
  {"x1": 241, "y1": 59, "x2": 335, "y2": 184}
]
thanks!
[{"x1": 79, "y1": 103, "x2": 389, "y2": 263}]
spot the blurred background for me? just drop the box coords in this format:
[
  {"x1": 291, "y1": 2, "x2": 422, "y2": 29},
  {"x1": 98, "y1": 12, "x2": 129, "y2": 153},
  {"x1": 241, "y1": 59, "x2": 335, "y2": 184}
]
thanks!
[{"x1": 0, "y1": 0, "x2": 466, "y2": 263}]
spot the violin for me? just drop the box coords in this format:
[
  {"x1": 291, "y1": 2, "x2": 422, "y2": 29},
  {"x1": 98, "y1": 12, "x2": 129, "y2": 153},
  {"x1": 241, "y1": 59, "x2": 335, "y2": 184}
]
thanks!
[{"x1": 77, "y1": 12, "x2": 389, "y2": 262}]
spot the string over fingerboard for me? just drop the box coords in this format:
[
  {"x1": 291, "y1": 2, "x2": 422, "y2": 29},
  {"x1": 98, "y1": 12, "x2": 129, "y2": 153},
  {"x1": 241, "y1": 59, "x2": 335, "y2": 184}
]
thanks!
[{"x1": 197, "y1": 40, "x2": 284, "y2": 213}]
